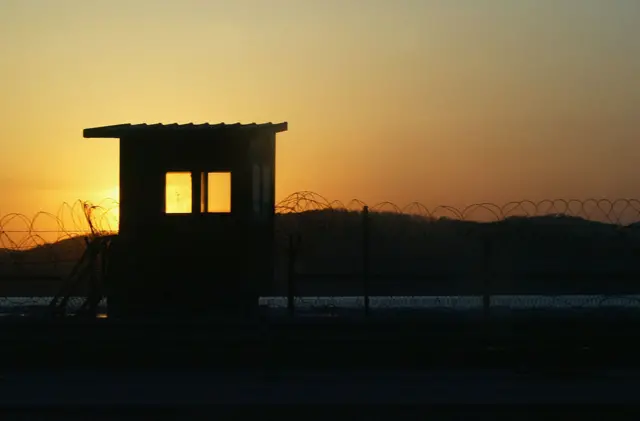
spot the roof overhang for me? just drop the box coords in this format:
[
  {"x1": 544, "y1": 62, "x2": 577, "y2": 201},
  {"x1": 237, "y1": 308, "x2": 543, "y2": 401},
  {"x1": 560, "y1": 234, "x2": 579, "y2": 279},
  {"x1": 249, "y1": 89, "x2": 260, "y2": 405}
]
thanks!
[{"x1": 83, "y1": 122, "x2": 288, "y2": 139}]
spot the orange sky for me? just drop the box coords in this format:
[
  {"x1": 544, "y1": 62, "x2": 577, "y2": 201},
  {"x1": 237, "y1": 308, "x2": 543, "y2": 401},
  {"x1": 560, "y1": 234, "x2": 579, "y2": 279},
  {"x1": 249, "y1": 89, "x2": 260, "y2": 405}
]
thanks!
[{"x1": 1, "y1": 0, "x2": 639, "y2": 231}]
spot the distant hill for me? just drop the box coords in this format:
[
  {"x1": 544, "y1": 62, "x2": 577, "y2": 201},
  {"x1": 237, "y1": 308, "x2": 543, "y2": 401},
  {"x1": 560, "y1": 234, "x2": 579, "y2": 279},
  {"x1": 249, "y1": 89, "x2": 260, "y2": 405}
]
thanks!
[
  {"x1": 275, "y1": 210, "x2": 640, "y2": 275},
  {"x1": 0, "y1": 236, "x2": 88, "y2": 278},
  {"x1": 2, "y1": 210, "x2": 640, "y2": 294}
]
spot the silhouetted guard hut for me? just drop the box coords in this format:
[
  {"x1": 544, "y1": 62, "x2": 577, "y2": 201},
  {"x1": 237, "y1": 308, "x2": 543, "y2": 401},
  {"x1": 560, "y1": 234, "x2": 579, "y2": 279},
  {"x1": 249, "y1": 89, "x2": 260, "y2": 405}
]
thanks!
[{"x1": 83, "y1": 122, "x2": 288, "y2": 320}]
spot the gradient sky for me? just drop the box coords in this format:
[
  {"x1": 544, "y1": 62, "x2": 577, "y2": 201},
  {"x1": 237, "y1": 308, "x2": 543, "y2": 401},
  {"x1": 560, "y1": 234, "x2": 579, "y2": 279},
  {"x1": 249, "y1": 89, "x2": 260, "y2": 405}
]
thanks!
[{"x1": 1, "y1": 0, "x2": 639, "y2": 223}]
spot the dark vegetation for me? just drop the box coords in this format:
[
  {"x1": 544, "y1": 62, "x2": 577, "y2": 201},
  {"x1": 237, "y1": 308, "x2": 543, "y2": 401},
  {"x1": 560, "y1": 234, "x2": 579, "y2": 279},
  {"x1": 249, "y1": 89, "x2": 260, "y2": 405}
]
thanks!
[{"x1": 2, "y1": 209, "x2": 640, "y2": 297}]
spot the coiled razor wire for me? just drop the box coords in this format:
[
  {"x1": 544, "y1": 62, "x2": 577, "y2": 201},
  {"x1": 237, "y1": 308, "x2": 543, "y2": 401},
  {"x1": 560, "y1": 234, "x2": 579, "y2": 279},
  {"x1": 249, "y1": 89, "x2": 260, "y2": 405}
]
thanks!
[{"x1": 3, "y1": 193, "x2": 640, "y2": 316}]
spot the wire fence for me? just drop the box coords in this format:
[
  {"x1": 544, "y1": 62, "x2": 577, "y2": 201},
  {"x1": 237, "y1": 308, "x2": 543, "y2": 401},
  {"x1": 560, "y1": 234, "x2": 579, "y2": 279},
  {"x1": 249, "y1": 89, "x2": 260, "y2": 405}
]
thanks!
[
  {"x1": 2, "y1": 192, "x2": 640, "y2": 316},
  {"x1": 273, "y1": 192, "x2": 640, "y2": 316}
]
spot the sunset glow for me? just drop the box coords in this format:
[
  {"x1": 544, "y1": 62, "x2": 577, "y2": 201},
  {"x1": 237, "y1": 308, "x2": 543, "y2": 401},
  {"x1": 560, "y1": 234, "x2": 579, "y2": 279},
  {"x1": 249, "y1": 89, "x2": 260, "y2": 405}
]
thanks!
[
  {"x1": 105, "y1": 186, "x2": 120, "y2": 202},
  {"x1": 0, "y1": 0, "x2": 639, "y2": 228}
]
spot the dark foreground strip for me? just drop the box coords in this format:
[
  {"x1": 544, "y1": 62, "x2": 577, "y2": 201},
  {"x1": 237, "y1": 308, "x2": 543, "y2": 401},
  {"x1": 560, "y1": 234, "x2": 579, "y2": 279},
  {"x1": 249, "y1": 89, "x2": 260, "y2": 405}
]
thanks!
[{"x1": 0, "y1": 316, "x2": 639, "y2": 371}]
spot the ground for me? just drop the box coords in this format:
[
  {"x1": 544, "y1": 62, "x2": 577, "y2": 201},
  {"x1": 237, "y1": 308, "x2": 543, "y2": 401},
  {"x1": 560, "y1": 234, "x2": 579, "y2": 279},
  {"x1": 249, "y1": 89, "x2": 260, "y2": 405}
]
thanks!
[{"x1": 0, "y1": 369, "x2": 639, "y2": 406}]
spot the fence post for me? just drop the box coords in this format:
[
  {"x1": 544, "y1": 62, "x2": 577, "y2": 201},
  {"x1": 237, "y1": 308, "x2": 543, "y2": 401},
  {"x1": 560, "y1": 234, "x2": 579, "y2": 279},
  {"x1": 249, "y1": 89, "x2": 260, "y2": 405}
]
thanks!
[
  {"x1": 363, "y1": 206, "x2": 370, "y2": 317},
  {"x1": 87, "y1": 239, "x2": 99, "y2": 316},
  {"x1": 287, "y1": 234, "x2": 297, "y2": 317},
  {"x1": 482, "y1": 234, "x2": 492, "y2": 323}
]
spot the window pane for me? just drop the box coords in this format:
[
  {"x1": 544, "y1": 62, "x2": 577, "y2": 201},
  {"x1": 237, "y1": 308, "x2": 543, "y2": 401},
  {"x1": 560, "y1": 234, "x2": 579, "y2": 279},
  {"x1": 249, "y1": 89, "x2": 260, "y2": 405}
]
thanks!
[
  {"x1": 207, "y1": 172, "x2": 231, "y2": 213},
  {"x1": 165, "y1": 172, "x2": 192, "y2": 214}
]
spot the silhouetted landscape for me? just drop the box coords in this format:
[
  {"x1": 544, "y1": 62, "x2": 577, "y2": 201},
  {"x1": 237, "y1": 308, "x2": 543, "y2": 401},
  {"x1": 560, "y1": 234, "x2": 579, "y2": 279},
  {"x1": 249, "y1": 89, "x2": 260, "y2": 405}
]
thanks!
[
  {"x1": 5, "y1": 0, "x2": 640, "y2": 410},
  {"x1": 3, "y1": 209, "x2": 640, "y2": 297}
]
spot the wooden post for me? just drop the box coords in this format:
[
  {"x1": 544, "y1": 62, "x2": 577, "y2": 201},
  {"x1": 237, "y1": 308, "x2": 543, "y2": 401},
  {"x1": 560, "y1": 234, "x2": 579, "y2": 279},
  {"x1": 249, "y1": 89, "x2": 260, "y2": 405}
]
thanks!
[
  {"x1": 96, "y1": 238, "x2": 109, "y2": 315},
  {"x1": 363, "y1": 206, "x2": 370, "y2": 317},
  {"x1": 483, "y1": 235, "x2": 492, "y2": 323},
  {"x1": 200, "y1": 171, "x2": 208, "y2": 213},
  {"x1": 87, "y1": 239, "x2": 99, "y2": 316},
  {"x1": 287, "y1": 234, "x2": 297, "y2": 317}
]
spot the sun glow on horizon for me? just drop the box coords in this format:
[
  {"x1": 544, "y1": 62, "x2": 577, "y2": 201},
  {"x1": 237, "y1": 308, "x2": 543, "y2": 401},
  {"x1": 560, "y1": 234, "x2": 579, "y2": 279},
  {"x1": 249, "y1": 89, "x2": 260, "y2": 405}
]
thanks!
[
  {"x1": 105, "y1": 185, "x2": 120, "y2": 202},
  {"x1": 1, "y1": 0, "x2": 639, "y2": 219}
]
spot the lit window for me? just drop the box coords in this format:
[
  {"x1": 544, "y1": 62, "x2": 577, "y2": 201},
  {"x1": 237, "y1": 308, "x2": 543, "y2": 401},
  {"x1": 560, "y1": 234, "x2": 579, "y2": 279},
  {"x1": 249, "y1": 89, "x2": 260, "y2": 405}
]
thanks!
[
  {"x1": 165, "y1": 172, "x2": 192, "y2": 214},
  {"x1": 207, "y1": 172, "x2": 231, "y2": 213}
]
